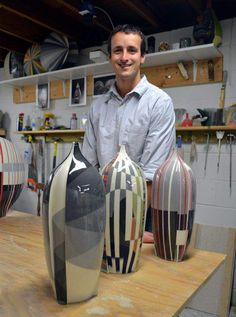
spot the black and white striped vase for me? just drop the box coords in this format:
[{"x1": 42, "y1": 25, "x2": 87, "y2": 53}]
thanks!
[
  {"x1": 42, "y1": 142, "x2": 106, "y2": 304},
  {"x1": 0, "y1": 137, "x2": 24, "y2": 217},
  {"x1": 101, "y1": 145, "x2": 147, "y2": 274},
  {"x1": 152, "y1": 150, "x2": 196, "y2": 262}
]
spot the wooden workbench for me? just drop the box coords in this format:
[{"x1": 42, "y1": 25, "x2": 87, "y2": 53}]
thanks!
[{"x1": 0, "y1": 211, "x2": 225, "y2": 317}]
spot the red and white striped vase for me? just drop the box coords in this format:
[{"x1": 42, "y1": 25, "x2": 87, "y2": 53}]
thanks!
[{"x1": 152, "y1": 150, "x2": 196, "y2": 262}]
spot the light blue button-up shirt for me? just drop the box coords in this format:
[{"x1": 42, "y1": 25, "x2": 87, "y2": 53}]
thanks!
[{"x1": 82, "y1": 76, "x2": 175, "y2": 180}]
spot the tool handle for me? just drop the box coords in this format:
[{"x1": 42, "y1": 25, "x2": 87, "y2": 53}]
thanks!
[{"x1": 219, "y1": 87, "x2": 225, "y2": 109}]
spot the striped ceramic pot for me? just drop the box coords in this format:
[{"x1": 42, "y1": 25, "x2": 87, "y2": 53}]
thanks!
[
  {"x1": 0, "y1": 137, "x2": 24, "y2": 217},
  {"x1": 152, "y1": 150, "x2": 196, "y2": 262},
  {"x1": 101, "y1": 145, "x2": 147, "y2": 274},
  {"x1": 42, "y1": 142, "x2": 106, "y2": 304}
]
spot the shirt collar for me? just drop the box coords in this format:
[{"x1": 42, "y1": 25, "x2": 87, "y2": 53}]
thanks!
[{"x1": 105, "y1": 75, "x2": 149, "y2": 103}]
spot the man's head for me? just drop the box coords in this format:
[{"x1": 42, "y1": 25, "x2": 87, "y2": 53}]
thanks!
[{"x1": 107, "y1": 24, "x2": 146, "y2": 58}]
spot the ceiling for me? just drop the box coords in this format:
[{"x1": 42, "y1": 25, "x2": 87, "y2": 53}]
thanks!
[{"x1": 0, "y1": 0, "x2": 236, "y2": 68}]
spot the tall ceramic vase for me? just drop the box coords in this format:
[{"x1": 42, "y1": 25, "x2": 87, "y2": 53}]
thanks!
[
  {"x1": 42, "y1": 142, "x2": 106, "y2": 304},
  {"x1": 152, "y1": 150, "x2": 196, "y2": 262},
  {"x1": 0, "y1": 137, "x2": 24, "y2": 217},
  {"x1": 101, "y1": 145, "x2": 147, "y2": 274}
]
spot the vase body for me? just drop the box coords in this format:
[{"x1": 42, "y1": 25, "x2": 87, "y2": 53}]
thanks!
[
  {"x1": 42, "y1": 142, "x2": 105, "y2": 304},
  {"x1": 152, "y1": 150, "x2": 196, "y2": 262},
  {"x1": 0, "y1": 137, "x2": 24, "y2": 217},
  {"x1": 101, "y1": 145, "x2": 147, "y2": 274}
]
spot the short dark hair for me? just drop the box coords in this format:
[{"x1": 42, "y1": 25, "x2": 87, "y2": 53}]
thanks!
[{"x1": 107, "y1": 24, "x2": 146, "y2": 57}]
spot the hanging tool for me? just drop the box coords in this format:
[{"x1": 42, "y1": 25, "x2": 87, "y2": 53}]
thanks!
[
  {"x1": 204, "y1": 133, "x2": 210, "y2": 171},
  {"x1": 216, "y1": 70, "x2": 227, "y2": 125},
  {"x1": 52, "y1": 137, "x2": 63, "y2": 170},
  {"x1": 192, "y1": 59, "x2": 198, "y2": 82},
  {"x1": 216, "y1": 131, "x2": 224, "y2": 170},
  {"x1": 190, "y1": 136, "x2": 197, "y2": 162},
  {"x1": 27, "y1": 135, "x2": 38, "y2": 192},
  {"x1": 227, "y1": 133, "x2": 235, "y2": 192},
  {"x1": 52, "y1": 141, "x2": 58, "y2": 170}
]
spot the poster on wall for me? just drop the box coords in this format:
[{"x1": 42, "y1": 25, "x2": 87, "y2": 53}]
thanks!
[
  {"x1": 69, "y1": 77, "x2": 86, "y2": 106},
  {"x1": 93, "y1": 74, "x2": 115, "y2": 97},
  {"x1": 36, "y1": 83, "x2": 50, "y2": 109}
]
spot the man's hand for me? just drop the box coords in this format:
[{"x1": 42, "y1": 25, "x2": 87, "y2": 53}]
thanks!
[{"x1": 143, "y1": 231, "x2": 154, "y2": 243}]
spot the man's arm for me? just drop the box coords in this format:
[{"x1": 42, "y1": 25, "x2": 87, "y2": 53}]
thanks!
[{"x1": 81, "y1": 107, "x2": 99, "y2": 167}]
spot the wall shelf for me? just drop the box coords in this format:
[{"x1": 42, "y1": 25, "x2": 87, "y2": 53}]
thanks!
[
  {"x1": 1, "y1": 44, "x2": 222, "y2": 88},
  {"x1": 16, "y1": 129, "x2": 85, "y2": 143},
  {"x1": 16, "y1": 124, "x2": 236, "y2": 144},
  {"x1": 0, "y1": 129, "x2": 6, "y2": 137},
  {"x1": 176, "y1": 125, "x2": 236, "y2": 143}
]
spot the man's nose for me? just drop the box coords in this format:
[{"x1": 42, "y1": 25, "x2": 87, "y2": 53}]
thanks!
[{"x1": 120, "y1": 50, "x2": 129, "y2": 60}]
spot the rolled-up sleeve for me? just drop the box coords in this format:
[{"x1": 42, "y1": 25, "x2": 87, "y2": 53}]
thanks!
[{"x1": 139, "y1": 96, "x2": 176, "y2": 180}]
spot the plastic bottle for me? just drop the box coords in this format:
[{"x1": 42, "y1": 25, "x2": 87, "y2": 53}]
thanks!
[
  {"x1": 181, "y1": 112, "x2": 192, "y2": 127},
  {"x1": 17, "y1": 113, "x2": 24, "y2": 131},
  {"x1": 70, "y1": 113, "x2": 77, "y2": 129},
  {"x1": 176, "y1": 135, "x2": 184, "y2": 159}
]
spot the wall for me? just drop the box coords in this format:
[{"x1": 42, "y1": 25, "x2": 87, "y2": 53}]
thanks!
[{"x1": 0, "y1": 17, "x2": 235, "y2": 308}]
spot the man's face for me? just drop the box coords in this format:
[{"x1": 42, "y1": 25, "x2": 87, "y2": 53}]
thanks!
[{"x1": 109, "y1": 32, "x2": 145, "y2": 81}]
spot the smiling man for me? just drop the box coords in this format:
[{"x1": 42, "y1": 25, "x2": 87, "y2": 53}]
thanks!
[{"x1": 82, "y1": 24, "x2": 176, "y2": 242}]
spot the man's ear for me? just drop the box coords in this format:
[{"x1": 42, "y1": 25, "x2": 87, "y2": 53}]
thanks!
[{"x1": 140, "y1": 55, "x2": 146, "y2": 65}]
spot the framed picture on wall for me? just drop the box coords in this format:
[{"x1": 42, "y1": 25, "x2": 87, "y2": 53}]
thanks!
[
  {"x1": 36, "y1": 82, "x2": 50, "y2": 109},
  {"x1": 69, "y1": 77, "x2": 86, "y2": 106},
  {"x1": 93, "y1": 74, "x2": 115, "y2": 97}
]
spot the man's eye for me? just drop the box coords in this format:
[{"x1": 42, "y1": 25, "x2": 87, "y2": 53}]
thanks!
[
  {"x1": 113, "y1": 49, "x2": 121, "y2": 53},
  {"x1": 128, "y1": 48, "x2": 138, "y2": 53}
]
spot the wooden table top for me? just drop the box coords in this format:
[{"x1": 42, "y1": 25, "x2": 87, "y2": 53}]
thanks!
[{"x1": 0, "y1": 211, "x2": 226, "y2": 317}]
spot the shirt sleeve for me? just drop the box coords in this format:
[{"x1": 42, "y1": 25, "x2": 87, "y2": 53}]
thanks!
[
  {"x1": 81, "y1": 105, "x2": 99, "y2": 167},
  {"x1": 139, "y1": 96, "x2": 176, "y2": 181}
]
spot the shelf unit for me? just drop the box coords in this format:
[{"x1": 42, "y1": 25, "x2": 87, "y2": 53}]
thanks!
[
  {"x1": 0, "y1": 129, "x2": 6, "y2": 137},
  {"x1": 16, "y1": 124, "x2": 236, "y2": 143},
  {"x1": 176, "y1": 125, "x2": 236, "y2": 143},
  {"x1": 16, "y1": 129, "x2": 84, "y2": 143},
  {"x1": 0, "y1": 44, "x2": 222, "y2": 87}
]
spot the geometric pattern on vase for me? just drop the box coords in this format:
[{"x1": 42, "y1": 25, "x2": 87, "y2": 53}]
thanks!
[
  {"x1": 24, "y1": 43, "x2": 45, "y2": 76},
  {"x1": 101, "y1": 145, "x2": 147, "y2": 274},
  {"x1": 0, "y1": 137, "x2": 25, "y2": 217},
  {"x1": 152, "y1": 150, "x2": 196, "y2": 262},
  {"x1": 42, "y1": 142, "x2": 105, "y2": 304}
]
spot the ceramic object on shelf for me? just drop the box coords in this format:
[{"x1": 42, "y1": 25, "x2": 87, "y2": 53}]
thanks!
[
  {"x1": 101, "y1": 145, "x2": 147, "y2": 274},
  {"x1": 24, "y1": 43, "x2": 45, "y2": 75},
  {"x1": 40, "y1": 32, "x2": 69, "y2": 72},
  {"x1": 0, "y1": 137, "x2": 25, "y2": 217},
  {"x1": 152, "y1": 150, "x2": 196, "y2": 262},
  {"x1": 42, "y1": 142, "x2": 105, "y2": 304}
]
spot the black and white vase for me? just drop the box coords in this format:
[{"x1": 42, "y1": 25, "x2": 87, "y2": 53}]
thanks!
[
  {"x1": 42, "y1": 142, "x2": 105, "y2": 304},
  {"x1": 101, "y1": 145, "x2": 147, "y2": 274}
]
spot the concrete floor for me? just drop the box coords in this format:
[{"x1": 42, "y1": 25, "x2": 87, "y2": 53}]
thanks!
[{"x1": 179, "y1": 306, "x2": 236, "y2": 317}]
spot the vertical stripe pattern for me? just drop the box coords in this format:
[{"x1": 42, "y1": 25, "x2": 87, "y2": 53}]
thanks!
[
  {"x1": 152, "y1": 150, "x2": 196, "y2": 262},
  {"x1": 0, "y1": 137, "x2": 24, "y2": 217},
  {"x1": 101, "y1": 145, "x2": 147, "y2": 273}
]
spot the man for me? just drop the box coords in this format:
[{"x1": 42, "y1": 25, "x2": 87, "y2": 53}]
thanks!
[{"x1": 82, "y1": 24, "x2": 176, "y2": 242}]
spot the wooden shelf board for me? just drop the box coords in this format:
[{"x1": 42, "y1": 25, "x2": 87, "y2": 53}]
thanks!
[
  {"x1": 16, "y1": 129, "x2": 85, "y2": 136},
  {"x1": 0, "y1": 129, "x2": 6, "y2": 136},
  {"x1": 176, "y1": 125, "x2": 236, "y2": 131}
]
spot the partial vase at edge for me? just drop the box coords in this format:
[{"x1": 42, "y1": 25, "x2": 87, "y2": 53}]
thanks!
[
  {"x1": 42, "y1": 142, "x2": 106, "y2": 304},
  {"x1": 152, "y1": 150, "x2": 196, "y2": 262},
  {"x1": 101, "y1": 144, "x2": 147, "y2": 274}
]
